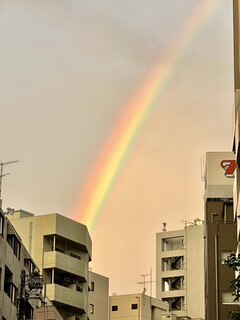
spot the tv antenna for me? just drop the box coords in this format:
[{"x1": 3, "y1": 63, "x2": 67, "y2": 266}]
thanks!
[
  {"x1": 0, "y1": 160, "x2": 19, "y2": 198},
  {"x1": 136, "y1": 268, "x2": 155, "y2": 297}
]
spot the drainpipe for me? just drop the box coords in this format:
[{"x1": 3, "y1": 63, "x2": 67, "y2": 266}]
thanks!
[{"x1": 215, "y1": 234, "x2": 219, "y2": 320}]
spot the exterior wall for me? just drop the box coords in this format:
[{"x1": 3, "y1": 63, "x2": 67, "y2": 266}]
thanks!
[
  {"x1": 109, "y1": 293, "x2": 168, "y2": 320},
  {"x1": 89, "y1": 271, "x2": 109, "y2": 320},
  {"x1": 0, "y1": 208, "x2": 39, "y2": 320},
  {"x1": 156, "y1": 224, "x2": 204, "y2": 319},
  {"x1": 204, "y1": 152, "x2": 238, "y2": 320},
  {"x1": 36, "y1": 305, "x2": 64, "y2": 320},
  {"x1": 8, "y1": 211, "x2": 92, "y2": 320}
]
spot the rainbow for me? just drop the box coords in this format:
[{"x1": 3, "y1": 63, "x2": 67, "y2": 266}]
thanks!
[{"x1": 72, "y1": 0, "x2": 228, "y2": 233}]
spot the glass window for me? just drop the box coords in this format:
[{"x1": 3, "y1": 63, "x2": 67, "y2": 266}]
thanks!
[
  {"x1": 0, "y1": 213, "x2": 4, "y2": 236},
  {"x1": 91, "y1": 281, "x2": 95, "y2": 292},
  {"x1": 7, "y1": 235, "x2": 21, "y2": 259},
  {"x1": 162, "y1": 237, "x2": 184, "y2": 251},
  {"x1": 131, "y1": 304, "x2": 138, "y2": 310},
  {"x1": 222, "y1": 291, "x2": 239, "y2": 304},
  {"x1": 112, "y1": 305, "x2": 118, "y2": 311},
  {"x1": 90, "y1": 304, "x2": 94, "y2": 314},
  {"x1": 221, "y1": 251, "x2": 232, "y2": 264}
]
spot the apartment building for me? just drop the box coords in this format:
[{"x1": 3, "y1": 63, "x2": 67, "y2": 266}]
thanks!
[
  {"x1": 0, "y1": 205, "x2": 39, "y2": 320},
  {"x1": 109, "y1": 293, "x2": 169, "y2": 320},
  {"x1": 8, "y1": 210, "x2": 92, "y2": 320},
  {"x1": 89, "y1": 271, "x2": 109, "y2": 320},
  {"x1": 156, "y1": 221, "x2": 204, "y2": 319},
  {"x1": 204, "y1": 152, "x2": 238, "y2": 320}
]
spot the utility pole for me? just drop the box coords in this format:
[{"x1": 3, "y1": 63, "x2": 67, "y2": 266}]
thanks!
[{"x1": 0, "y1": 160, "x2": 19, "y2": 198}]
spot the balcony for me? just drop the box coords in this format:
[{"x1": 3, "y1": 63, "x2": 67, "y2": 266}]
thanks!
[
  {"x1": 43, "y1": 251, "x2": 88, "y2": 281},
  {"x1": 46, "y1": 283, "x2": 87, "y2": 312}
]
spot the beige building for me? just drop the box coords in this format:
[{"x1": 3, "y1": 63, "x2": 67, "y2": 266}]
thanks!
[
  {"x1": 89, "y1": 271, "x2": 109, "y2": 320},
  {"x1": 156, "y1": 221, "x2": 204, "y2": 319},
  {"x1": 0, "y1": 206, "x2": 39, "y2": 320},
  {"x1": 8, "y1": 210, "x2": 92, "y2": 320},
  {"x1": 109, "y1": 293, "x2": 169, "y2": 320}
]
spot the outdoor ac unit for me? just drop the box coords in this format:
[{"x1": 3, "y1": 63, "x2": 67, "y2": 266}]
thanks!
[{"x1": 160, "y1": 314, "x2": 177, "y2": 320}]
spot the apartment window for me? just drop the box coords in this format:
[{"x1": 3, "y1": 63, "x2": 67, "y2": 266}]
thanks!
[
  {"x1": 91, "y1": 281, "x2": 95, "y2": 292},
  {"x1": 7, "y1": 234, "x2": 21, "y2": 259},
  {"x1": 24, "y1": 258, "x2": 35, "y2": 274},
  {"x1": 4, "y1": 282, "x2": 18, "y2": 306},
  {"x1": 162, "y1": 237, "x2": 184, "y2": 251},
  {"x1": 221, "y1": 251, "x2": 232, "y2": 264},
  {"x1": 112, "y1": 305, "x2": 118, "y2": 311},
  {"x1": 0, "y1": 213, "x2": 4, "y2": 236},
  {"x1": 90, "y1": 304, "x2": 94, "y2": 314},
  {"x1": 222, "y1": 291, "x2": 239, "y2": 304},
  {"x1": 70, "y1": 253, "x2": 81, "y2": 260},
  {"x1": 131, "y1": 303, "x2": 138, "y2": 310},
  {"x1": 26, "y1": 303, "x2": 34, "y2": 319}
]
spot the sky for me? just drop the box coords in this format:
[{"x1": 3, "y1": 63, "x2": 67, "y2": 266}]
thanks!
[{"x1": 0, "y1": 0, "x2": 234, "y2": 295}]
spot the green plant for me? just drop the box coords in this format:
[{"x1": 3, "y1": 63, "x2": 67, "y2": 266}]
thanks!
[{"x1": 225, "y1": 253, "x2": 240, "y2": 319}]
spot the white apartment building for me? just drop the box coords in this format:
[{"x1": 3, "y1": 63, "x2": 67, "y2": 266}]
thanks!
[
  {"x1": 109, "y1": 293, "x2": 169, "y2": 320},
  {"x1": 156, "y1": 221, "x2": 204, "y2": 319},
  {"x1": 89, "y1": 271, "x2": 109, "y2": 320},
  {"x1": 8, "y1": 210, "x2": 92, "y2": 320}
]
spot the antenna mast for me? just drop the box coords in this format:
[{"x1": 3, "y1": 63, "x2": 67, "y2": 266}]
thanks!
[{"x1": 0, "y1": 160, "x2": 19, "y2": 199}]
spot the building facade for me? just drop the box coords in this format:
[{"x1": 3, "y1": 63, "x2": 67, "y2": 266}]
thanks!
[
  {"x1": 109, "y1": 293, "x2": 169, "y2": 320},
  {"x1": 88, "y1": 271, "x2": 109, "y2": 320},
  {"x1": 8, "y1": 210, "x2": 92, "y2": 320},
  {"x1": 0, "y1": 206, "x2": 39, "y2": 320},
  {"x1": 156, "y1": 221, "x2": 205, "y2": 319},
  {"x1": 204, "y1": 152, "x2": 238, "y2": 320}
]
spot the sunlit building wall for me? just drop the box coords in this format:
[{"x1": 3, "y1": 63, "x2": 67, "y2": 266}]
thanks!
[
  {"x1": 156, "y1": 222, "x2": 204, "y2": 319},
  {"x1": 0, "y1": 205, "x2": 39, "y2": 319},
  {"x1": 8, "y1": 210, "x2": 92, "y2": 320}
]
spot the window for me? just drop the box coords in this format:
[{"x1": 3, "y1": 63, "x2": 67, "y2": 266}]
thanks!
[
  {"x1": 7, "y1": 234, "x2": 21, "y2": 259},
  {"x1": 24, "y1": 259, "x2": 35, "y2": 274},
  {"x1": 131, "y1": 304, "x2": 138, "y2": 310},
  {"x1": 162, "y1": 256, "x2": 184, "y2": 271},
  {"x1": 91, "y1": 281, "x2": 95, "y2": 292},
  {"x1": 222, "y1": 291, "x2": 239, "y2": 304},
  {"x1": 221, "y1": 251, "x2": 232, "y2": 264},
  {"x1": 112, "y1": 305, "x2": 118, "y2": 311},
  {"x1": 4, "y1": 282, "x2": 18, "y2": 306},
  {"x1": 162, "y1": 276, "x2": 184, "y2": 291},
  {"x1": 0, "y1": 213, "x2": 4, "y2": 236},
  {"x1": 90, "y1": 304, "x2": 94, "y2": 314},
  {"x1": 70, "y1": 253, "x2": 81, "y2": 260},
  {"x1": 162, "y1": 297, "x2": 184, "y2": 311}
]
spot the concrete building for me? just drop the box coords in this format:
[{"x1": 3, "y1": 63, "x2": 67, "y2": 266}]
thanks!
[
  {"x1": 8, "y1": 210, "x2": 92, "y2": 320},
  {"x1": 88, "y1": 271, "x2": 109, "y2": 320},
  {"x1": 156, "y1": 221, "x2": 204, "y2": 319},
  {"x1": 109, "y1": 293, "x2": 169, "y2": 320},
  {"x1": 204, "y1": 152, "x2": 238, "y2": 320},
  {"x1": 0, "y1": 205, "x2": 39, "y2": 320}
]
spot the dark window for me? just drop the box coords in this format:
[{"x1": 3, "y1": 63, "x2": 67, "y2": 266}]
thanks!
[
  {"x1": 90, "y1": 304, "x2": 94, "y2": 314},
  {"x1": 112, "y1": 305, "x2": 118, "y2": 311},
  {"x1": 91, "y1": 281, "x2": 95, "y2": 292},
  {"x1": 132, "y1": 303, "x2": 138, "y2": 310},
  {"x1": 0, "y1": 213, "x2": 4, "y2": 236},
  {"x1": 4, "y1": 282, "x2": 18, "y2": 306},
  {"x1": 24, "y1": 259, "x2": 35, "y2": 274},
  {"x1": 7, "y1": 234, "x2": 21, "y2": 259},
  {"x1": 2, "y1": 317, "x2": 7, "y2": 320},
  {"x1": 70, "y1": 253, "x2": 81, "y2": 260},
  {"x1": 26, "y1": 303, "x2": 34, "y2": 319}
]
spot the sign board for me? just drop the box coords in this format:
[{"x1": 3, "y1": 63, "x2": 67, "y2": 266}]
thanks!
[{"x1": 205, "y1": 152, "x2": 236, "y2": 199}]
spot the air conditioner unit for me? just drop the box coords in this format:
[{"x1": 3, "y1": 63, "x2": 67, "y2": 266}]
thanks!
[{"x1": 160, "y1": 314, "x2": 177, "y2": 320}]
